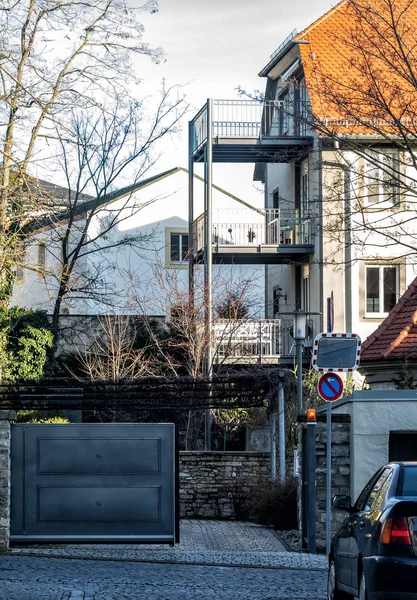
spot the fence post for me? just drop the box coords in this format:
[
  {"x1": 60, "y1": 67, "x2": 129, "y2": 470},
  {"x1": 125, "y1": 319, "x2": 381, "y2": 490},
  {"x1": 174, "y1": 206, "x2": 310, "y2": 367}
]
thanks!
[{"x1": 0, "y1": 411, "x2": 16, "y2": 550}]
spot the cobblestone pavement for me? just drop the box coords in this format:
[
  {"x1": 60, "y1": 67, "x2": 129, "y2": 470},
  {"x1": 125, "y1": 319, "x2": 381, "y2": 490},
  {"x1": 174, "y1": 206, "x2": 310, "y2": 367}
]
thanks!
[
  {"x1": 10, "y1": 520, "x2": 327, "y2": 571},
  {"x1": 0, "y1": 555, "x2": 327, "y2": 600}
]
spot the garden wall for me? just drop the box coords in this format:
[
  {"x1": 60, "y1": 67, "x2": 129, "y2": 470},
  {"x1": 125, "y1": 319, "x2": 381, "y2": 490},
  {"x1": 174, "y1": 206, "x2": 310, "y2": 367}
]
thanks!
[{"x1": 179, "y1": 451, "x2": 271, "y2": 519}]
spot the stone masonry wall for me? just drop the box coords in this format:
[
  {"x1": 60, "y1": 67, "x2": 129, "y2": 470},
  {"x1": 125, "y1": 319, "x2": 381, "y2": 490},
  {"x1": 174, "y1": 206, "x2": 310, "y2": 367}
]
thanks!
[
  {"x1": 316, "y1": 416, "x2": 350, "y2": 546},
  {"x1": 0, "y1": 411, "x2": 15, "y2": 550},
  {"x1": 179, "y1": 452, "x2": 271, "y2": 519}
]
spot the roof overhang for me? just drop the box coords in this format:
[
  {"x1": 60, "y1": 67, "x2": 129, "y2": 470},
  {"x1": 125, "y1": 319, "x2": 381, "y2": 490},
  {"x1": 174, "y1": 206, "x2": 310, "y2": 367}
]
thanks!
[{"x1": 258, "y1": 39, "x2": 309, "y2": 78}]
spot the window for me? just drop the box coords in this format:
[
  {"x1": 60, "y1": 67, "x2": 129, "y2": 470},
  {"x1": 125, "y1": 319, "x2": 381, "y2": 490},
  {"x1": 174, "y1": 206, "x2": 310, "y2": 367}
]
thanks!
[
  {"x1": 366, "y1": 265, "x2": 398, "y2": 315},
  {"x1": 170, "y1": 232, "x2": 188, "y2": 263},
  {"x1": 301, "y1": 170, "x2": 309, "y2": 215},
  {"x1": 363, "y1": 469, "x2": 393, "y2": 513},
  {"x1": 165, "y1": 228, "x2": 189, "y2": 268},
  {"x1": 38, "y1": 242, "x2": 46, "y2": 275},
  {"x1": 278, "y1": 92, "x2": 290, "y2": 135},
  {"x1": 365, "y1": 150, "x2": 399, "y2": 207},
  {"x1": 302, "y1": 271, "x2": 310, "y2": 313}
]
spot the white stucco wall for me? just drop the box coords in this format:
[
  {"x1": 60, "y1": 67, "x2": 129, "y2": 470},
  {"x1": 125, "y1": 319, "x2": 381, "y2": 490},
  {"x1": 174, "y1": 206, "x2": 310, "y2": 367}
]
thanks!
[
  {"x1": 11, "y1": 168, "x2": 265, "y2": 318},
  {"x1": 331, "y1": 390, "x2": 417, "y2": 500}
]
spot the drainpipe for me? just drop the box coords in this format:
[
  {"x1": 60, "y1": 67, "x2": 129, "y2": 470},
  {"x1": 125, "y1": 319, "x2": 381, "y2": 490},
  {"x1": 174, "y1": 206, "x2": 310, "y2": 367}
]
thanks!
[{"x1": 321, "y1": 158, "x2": 352, "y2": 333}]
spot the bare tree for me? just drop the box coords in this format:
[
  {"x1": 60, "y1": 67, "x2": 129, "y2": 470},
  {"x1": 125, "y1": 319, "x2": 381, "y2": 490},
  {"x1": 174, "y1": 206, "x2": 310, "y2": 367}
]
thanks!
[
  {"x1": 303, "y1": 0, "x2": 417, "y2": 264},
  {"x1": 124, "y1": 261, "x2": 267, "y2": 448},
  {"x1": 0, "y1": 0, "x2": 173, "y2": 307},
  {"x1": 24, "y1": 88, "x2": 187, "y2": 344},
  {"x1": 75, "y1": 313, "x2": 151, "y2": 382}
]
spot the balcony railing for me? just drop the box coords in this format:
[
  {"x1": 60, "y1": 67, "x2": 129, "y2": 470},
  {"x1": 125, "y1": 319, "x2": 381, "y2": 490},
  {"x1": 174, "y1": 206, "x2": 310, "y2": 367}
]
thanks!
[
  {"x1": 191, "y1": 99, "x2": 311, "y2": 154},
  {"x1": 213, "y1": 317, "x2": 313, "y2": 360},
  {"x1": 192, "y1": 208, "x2": 313, "y2": 253}
]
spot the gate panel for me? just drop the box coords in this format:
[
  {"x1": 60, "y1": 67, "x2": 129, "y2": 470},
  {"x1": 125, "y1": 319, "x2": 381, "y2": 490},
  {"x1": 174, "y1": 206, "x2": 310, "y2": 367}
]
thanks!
[{"x1": 11, "y1": 423, "x2": 176, "y2": 544}]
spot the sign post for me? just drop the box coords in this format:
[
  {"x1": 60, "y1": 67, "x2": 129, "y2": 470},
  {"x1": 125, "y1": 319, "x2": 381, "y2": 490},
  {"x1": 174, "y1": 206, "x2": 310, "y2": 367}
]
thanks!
[{"x1": 312, "y1": 332, "x2": 361, "y2": 556}]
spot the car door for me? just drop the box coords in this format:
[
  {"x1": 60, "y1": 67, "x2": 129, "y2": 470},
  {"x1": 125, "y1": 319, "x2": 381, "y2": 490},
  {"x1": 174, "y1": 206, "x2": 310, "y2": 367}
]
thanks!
[
  {"x1": 349, "y1": 468, "x2": 394, "y2": 592},
  {"x1": 333, "y1": 471, "x2": 382, "y2": 590},
  {"x1": 333, "y1": 513, "x2": 354, "y2": 588}
]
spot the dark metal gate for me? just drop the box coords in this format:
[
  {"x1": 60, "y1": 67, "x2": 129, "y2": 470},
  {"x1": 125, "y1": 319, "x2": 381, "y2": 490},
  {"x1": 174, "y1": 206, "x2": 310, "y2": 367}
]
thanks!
[{"x1": 10, "y1": 423, "x2": 178, "y2": 544}]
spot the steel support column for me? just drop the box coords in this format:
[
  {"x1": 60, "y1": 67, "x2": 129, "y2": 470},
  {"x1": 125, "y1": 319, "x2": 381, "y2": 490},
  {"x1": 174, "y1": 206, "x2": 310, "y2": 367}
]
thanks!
[{"x1": 204, "y1": 99, "x2": 213, "y2": 450}]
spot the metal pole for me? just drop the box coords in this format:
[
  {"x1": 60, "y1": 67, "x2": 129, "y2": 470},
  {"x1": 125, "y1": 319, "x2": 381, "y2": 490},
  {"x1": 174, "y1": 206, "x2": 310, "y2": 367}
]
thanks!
[
  {"x1": 326, "y1": 401, "x2": 332, "y2": 555},
  {"x1": 204, "y1": 99, "x2": 213, "y2": 450},
  {"x1": 296, "y1": 338, "x2": 303, "y2": 415},
  {"x1": 326, "y1": 296, "x2": 333, "y2": 556},
  {"x1": 188, "y1": 122, "x2": 194, "y2": 295},
  {"x1": 270, "y1": 397, "x2": 277, "y2": 481},
  {"x1": 278, "y1": 383, "x2": 286, "y2": 482},
  {"x1": 306, "y1": 421, "x2": 316, "y2": 553}
]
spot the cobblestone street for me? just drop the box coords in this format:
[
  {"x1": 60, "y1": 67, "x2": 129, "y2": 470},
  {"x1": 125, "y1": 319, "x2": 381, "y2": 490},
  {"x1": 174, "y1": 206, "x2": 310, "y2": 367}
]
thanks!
[{"x1": 0, "y1": 555, "x2": 327, "y2": 600}]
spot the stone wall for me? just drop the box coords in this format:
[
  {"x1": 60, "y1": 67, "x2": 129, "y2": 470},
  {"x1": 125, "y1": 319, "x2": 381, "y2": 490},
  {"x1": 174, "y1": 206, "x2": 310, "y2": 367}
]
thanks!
[
  {"x1": 316, "y1": 415, "x2": 350, "y2": 545},
  {"x1": 0, "y1": 411, "x2": 15, "y2": 550},
  {"x1": 179, "y1": 451, "x2": 271, "y2": 519}
]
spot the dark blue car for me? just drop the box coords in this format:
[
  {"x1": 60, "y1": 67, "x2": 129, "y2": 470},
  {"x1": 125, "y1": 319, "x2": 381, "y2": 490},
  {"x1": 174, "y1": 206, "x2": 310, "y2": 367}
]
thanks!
[{"x1": 328, "y1": 462, "x2": 417, "y2": 600}]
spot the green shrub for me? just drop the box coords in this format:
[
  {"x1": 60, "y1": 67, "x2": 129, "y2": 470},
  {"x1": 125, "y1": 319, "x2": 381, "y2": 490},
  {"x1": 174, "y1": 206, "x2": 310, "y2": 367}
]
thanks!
[
  {"x1": 246, "y1": 476, "x2": 297, "y2": 530},
  {"x1": 15, "y1": 410, "x2": 69, "y2": 424}
]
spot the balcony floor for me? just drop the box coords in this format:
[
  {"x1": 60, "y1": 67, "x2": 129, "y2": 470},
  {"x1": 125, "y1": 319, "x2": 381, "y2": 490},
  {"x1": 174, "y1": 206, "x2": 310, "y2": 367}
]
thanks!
[
  {"x1": 193, "y1": 244, "x2": 314, "y2": 265},
  {"x1": 192, "y1": 137, "x2": 314, "y2": 163}
]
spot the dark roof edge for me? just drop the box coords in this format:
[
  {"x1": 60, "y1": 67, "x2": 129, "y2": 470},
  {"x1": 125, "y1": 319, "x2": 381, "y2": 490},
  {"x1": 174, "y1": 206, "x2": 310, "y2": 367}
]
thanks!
[{"x1": 258, "y1": 40, "x2": 300, "y2": 78}]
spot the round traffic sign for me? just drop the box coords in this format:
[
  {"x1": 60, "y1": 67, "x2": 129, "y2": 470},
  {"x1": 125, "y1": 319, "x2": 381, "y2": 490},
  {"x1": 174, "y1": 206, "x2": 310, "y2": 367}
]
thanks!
[{"x1": 317, "y1": 373, "x2": 343, "y2": 402}]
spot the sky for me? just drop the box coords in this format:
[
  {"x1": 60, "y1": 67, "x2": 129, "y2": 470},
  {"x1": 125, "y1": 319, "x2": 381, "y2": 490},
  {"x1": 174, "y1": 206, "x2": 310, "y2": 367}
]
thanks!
[{"x1": 132, "y1": 0, "x2": 335, "y2": 203}]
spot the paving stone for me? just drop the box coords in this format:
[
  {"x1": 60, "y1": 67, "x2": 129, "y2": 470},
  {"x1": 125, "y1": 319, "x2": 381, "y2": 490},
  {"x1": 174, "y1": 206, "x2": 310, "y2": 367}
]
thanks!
[{"x1": 10, "y1": 519, "x2": 327, "y2": 572}]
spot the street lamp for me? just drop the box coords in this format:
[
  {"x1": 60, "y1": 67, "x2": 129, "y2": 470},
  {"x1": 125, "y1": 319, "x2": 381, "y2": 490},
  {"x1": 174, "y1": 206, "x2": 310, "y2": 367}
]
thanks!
[{"x1": 293, "y1": 309, "x2": 307, "y2": 416}]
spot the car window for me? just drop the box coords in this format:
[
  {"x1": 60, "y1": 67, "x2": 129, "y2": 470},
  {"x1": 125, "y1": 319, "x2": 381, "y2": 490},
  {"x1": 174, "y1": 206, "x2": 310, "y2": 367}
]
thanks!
[
  {"x1": 401, "y1": 466, "x2": 417, "y2": 496},
  {"x1": 363, "y1": 468, "x2": 393, "y2": 512},
  {"x1": 355, "y1": 470, "x2": 383, "y2": 511},
  {"x1": 355, "y1": 468, "x2": 392, "y2": 512}
]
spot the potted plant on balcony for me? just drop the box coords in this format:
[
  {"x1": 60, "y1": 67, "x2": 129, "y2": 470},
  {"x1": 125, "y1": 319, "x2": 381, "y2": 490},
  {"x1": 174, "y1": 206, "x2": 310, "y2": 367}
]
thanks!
[{"x1": 247, "y1": 228, "x2": 256, "y2": 243}]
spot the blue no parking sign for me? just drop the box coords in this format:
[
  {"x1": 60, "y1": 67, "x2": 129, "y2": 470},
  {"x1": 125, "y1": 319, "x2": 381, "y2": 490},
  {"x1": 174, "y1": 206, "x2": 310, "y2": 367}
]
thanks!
[{"x1": 317, "y1": 373, "x2": 343, "y2": 402}]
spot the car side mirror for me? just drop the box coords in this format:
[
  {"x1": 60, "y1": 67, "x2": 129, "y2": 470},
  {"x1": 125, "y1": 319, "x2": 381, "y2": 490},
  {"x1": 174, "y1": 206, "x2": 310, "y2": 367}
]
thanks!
[{"x1": 332, "y1": 495, "x2": 352, "y2": 511}]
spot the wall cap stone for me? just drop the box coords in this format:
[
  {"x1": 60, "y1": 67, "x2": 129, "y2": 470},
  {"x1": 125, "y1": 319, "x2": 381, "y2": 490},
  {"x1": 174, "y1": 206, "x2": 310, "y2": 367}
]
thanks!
[
  {"x1": 179, "y1": 451, "x2": 270, "y2": 457},
  {"x1": 298, "y1": 414, "x2": 350, "y2": 423}
]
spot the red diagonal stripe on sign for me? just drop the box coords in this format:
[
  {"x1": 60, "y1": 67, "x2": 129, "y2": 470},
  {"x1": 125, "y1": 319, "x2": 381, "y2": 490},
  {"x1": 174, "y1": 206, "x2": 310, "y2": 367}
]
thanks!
[{"x1": 324, "y1": 377, "x2": 339, "y2": 395}]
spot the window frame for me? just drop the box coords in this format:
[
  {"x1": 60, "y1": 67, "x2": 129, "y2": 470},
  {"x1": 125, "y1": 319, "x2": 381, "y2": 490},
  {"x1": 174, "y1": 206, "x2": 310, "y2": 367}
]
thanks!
[
  {"x1": 37, "y1": 241, "x2": 46, "y2": 277},
  {"x1": 364, "y1": 149, "x2": 400, "y2": 208},
  {"x1": 165, "y1": 227, "x2": 189, "y2": 269},
  {"x1": 365, "y1": 264, "x2": 399, "y2": 318}
]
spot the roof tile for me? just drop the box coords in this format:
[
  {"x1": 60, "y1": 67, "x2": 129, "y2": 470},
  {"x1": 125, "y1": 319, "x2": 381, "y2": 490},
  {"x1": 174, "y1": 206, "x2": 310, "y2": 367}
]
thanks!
[
  {"x1": 361, "y1": 277, "x2": 417, "y2": 361},
  {"x1": 294, "y1": 0, "x2": 417, "y2": 135}
]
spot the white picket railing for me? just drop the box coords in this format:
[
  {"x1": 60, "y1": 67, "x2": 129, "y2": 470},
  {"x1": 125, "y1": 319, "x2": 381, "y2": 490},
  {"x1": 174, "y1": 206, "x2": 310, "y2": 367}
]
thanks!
[
  {"x1": 190, "y1": 99, "x2": 311, "y2": 153},
  {"x1": 192, "y1": 208, "x2": 312, "y2": 252},
  {"x1": 213, "y1": 318, "x2": 314, "y2": 360}
]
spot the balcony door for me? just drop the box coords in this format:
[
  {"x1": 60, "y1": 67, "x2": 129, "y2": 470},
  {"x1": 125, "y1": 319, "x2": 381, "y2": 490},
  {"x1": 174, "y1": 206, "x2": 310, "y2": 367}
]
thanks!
[{"x1": 266, "y1": 189, "x2": 280, "y2": 244}]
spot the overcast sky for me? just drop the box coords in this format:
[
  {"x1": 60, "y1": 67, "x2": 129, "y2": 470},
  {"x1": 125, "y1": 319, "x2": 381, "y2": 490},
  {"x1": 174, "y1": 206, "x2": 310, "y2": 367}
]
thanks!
[{"x1": 132, "y1": 0, "x2": 334, "y2": 201}]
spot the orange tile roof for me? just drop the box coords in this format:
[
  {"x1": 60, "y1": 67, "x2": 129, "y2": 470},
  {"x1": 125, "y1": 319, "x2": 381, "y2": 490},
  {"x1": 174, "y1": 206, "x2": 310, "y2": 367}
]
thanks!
[
  {"x1": 294, "y1": 0, "x2": 417, "y2": 135},
  {"x1": 361, "y1": 277, "x2": 417, "y2": 361}
]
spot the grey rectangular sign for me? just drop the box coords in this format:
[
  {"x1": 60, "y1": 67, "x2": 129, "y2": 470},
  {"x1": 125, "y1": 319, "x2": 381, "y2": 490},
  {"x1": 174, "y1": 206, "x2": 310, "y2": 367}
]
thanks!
[{"x1": 316, "y1": 337, "x2": 358, "y2": 369}]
